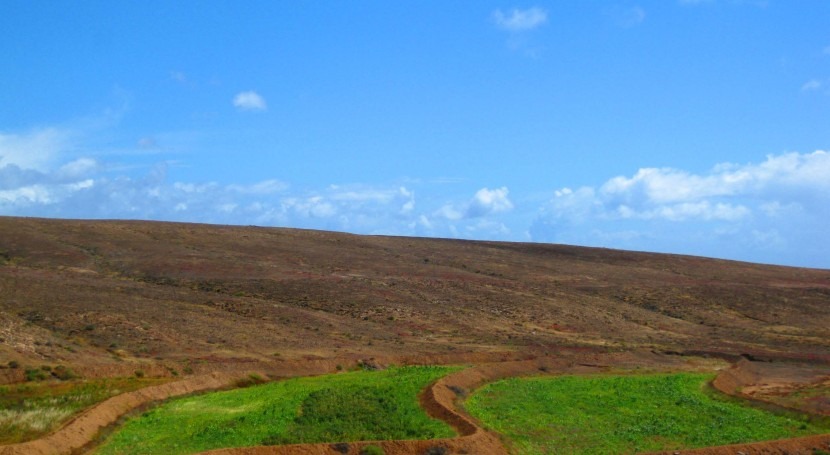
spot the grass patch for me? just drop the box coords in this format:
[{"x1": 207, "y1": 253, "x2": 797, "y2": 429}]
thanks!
[
  {"x1": 95, "y1": 365, "x2": 458, "y2": 455},
  {"x1": 465, "y1": 373, "x2": 830, "y2": 455},
  {"x1": 0, "y1": 377, "x2": 172, "y2": 444}
]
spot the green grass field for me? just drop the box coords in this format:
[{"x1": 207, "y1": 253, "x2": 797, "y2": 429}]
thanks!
[
  {"x1": 465, "y1": 373, "x2": 830, "y2": 455},
  {"x1": 95, "y1": 365, "x2": 458, "y2": 455},
  {"x1": 0, "y1": 377, "x2": 172, "y2": 444}
]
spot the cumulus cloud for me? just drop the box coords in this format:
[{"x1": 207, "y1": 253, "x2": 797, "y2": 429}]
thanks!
[
  {"x1": 434, "y1": 186, "x2": 514, "y2": 221},
  {"x1": 532, "y1": 151, "x2": 830, "y2": 267},
  {"x1": 492, "y1": 7, "x2": 547, "y2": 32},
  {"x1": 233, "y1": 91, "x2": 267, "y2": 111},
  {"x1": 466, "y1": 187, "x2": 514, "y2": 217}
]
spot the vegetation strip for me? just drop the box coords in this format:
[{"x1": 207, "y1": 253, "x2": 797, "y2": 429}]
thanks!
[
  {"x1": 96, "y1": 366, "x2": 458, "y2": 455},
  {"x1": 0, "y1": 372, "x2": 235, "y2": 455},
  {"x1": 0, "y1": 376, "x2": 170, "y2": 445},
  {"x1": 2, "y1": 354, "x2": 828, "y2": 455},
  {"x1": 465, "y1": 373, "x2": 830, "y2": 455}
]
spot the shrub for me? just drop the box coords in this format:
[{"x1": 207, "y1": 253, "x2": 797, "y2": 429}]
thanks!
[
  {"x1": 235, "y1": 373, "x2": 267, "y2": 387},
  {"x1": 360, "y1": 445, "x2": 385, "y2": 455},
  {"x1": 7, "y1": 361, "x2": 19, "y2": 369},
  {"x1": 447, "y1": 385, "x2": 467, "y2": 398},
  {"x1": 52, "y1": 365, "x2": 78, "y2": 380},
  {"x1": 25, "y1": 368, "x2": 48, "y2": 381},
  {"x1": 331, "y1": 442, "x2": 350, "y2": 454},
  {"x1": 134, "y1": 370, "x2": 145, "y2": 378}
]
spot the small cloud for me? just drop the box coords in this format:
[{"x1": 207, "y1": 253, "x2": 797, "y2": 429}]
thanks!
[
  {"x1": 57, "y1": 158, "x2": 98, "y2": 179},
  {"x1": 227, "y1": 179, "x2": 288, "y2": 195},
  {"x1": 0, "y1": 127, "x2": 71, "y2": 171},
  {"x1": 436, "y1": 204, "x2": 463, "y2": 221},
  {"x1": 466, "y1": 187, "x2": 514, "y2": 217},
  {"x1": 233, "y1": 91, "x2": 267, "y2": 112},
  {"x1": 801, "y1": 79, "x2": 822, "y2": 92},
  {"x1": 492, "y1": 7, "x2": 548, "y2": 32}
]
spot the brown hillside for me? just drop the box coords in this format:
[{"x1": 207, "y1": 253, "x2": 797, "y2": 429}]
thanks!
[{"x1": 1, "y1": 216, "x2": 829, "y2": 375}]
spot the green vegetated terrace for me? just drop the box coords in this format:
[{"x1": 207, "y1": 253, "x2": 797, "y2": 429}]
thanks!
[
  {"x1": 0, "y1": 376, "x2": 172, "y2": 444},
  {"x1": 465, "y1": 373, "x2": 830, "y2": 455},
  {"x1": 95, "y1": 365, "x2": 460, "y2": 455}
]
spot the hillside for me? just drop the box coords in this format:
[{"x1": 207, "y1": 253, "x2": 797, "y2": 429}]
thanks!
[{"x1": 1, "y1": 216, "x2": 829, "y2": 375}]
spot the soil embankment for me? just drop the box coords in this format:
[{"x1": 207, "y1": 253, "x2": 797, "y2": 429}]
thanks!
[
  {"x1": 0, "y1": 372, "x2": 235, "y2": 455},
  {"x1": 645, "y1": 359, "x2": 830, "y2": 455},
  {"x1": 199, "y1": 351, "x2": 719, "y2": 455},
  {"x1": 2, "y1": 351, "x2": 828, "y2": 455}
]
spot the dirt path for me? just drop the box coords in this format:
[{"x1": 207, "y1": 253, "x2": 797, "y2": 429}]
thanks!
[
  {"x1": 199, "y1": 351, "x2": 700, "y2": 455},
  {"x1": 2, "y1": 351, "x2": 829, "y2": 455},
  {"x1": 0, "y1": 372, "x2": 236, "y2": 455},
  {"x1": 0, "y1": 350, "x2": 536, "y2": 455},
  {"x1": 645, "y1": 359, "x2": 830, "y2": 455}
]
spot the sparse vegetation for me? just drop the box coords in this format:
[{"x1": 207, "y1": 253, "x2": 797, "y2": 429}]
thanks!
[
  {"x1": 96, "y1": 366, "x2": 459, "y2": 455},
  {"x1": 359, "y1": 445, "x2": 385, "y2": 455},
  {"x1": 466, "y1": 373, "x2": 830, "y2": 455},
  {"x1": 0, "y1": 376, "x2": 170, "y2": 444}
]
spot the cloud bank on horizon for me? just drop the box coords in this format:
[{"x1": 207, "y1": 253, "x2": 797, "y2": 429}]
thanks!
[
  {"x1": 1, "y1": 121, "x2": 827, "y2": 268},
  {"x1": 1, "y1": 2, "x2": 829, "y2": 268}
]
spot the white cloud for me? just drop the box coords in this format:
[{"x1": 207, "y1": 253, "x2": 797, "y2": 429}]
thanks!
[
  {"x1": 466, "y1": 187, "x2": 514, "y2": 217},
  {"x1": 0, "y1": 127, "x2": 71, "y2": 170},
  {"x1": 433, "y1": 186, "x2": 514, "y2": 221},
  {"x1": 532, "y1": 151, "x2": 830, "y2": 267},
  {"x1": 435, "y1": 204, "x2": 463, "y2": 221},
  {"x1": 492, "y1": 7, "x2": 547, "y2": 32},
  {"x1": 227, "y1": 179, "x2": 288, "y2": 195},
  {"x1": 233, "y1": 91, "x2": 267, "y2": 112},
  {"x1": 597, "y1": 151, "x2": 830, "y2": 210},
  {"x1": 56, "y1": 158, "x2": 98, "y2": 179},
  {"x1": 631, "y1": 201, "x2": 750, "y2": 221},
  {"x1": 801, "y1": 79, "x2": 822, "y2": 92}
]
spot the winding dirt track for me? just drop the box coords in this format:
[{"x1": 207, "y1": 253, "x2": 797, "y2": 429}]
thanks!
[
  {"x1": 1, "y1": 353, "x2": 829, "y2": 455},
  {"x1": 0, "y1": 372, "x2": 235, "y2": 455},
  {"x1": 652, "y1": 360, "x2": 830, "y2": 455}
]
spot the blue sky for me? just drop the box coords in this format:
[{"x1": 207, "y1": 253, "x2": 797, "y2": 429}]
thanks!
[{"x1": 1, "y1": 1, "x2": 829, "y2": 268}]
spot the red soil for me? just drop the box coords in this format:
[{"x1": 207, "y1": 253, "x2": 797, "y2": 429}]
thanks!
[
  {"x1": 0, "y1": 372, "x2": 235, "y2": 455},
  {"x1": 1, "y1": 351, "x2": 828, "y2": 455}
]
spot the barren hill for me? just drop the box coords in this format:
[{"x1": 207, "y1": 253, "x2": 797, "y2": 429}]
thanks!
[{"x1": 1, "y1": 216, "x2": 829, "y2": 375}]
